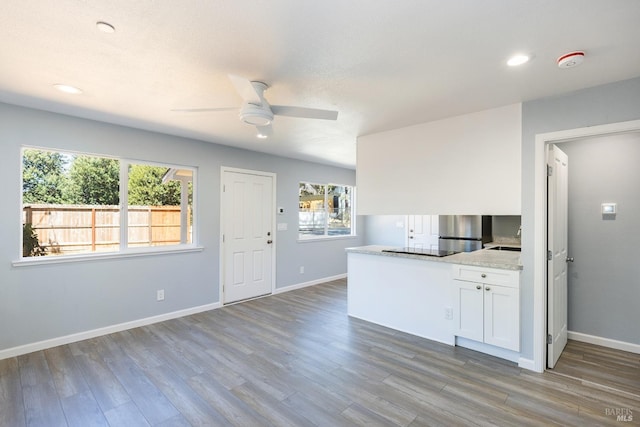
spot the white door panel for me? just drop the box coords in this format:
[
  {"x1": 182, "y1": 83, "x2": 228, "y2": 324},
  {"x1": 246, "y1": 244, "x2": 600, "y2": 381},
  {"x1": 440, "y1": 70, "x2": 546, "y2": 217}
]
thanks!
[
  {"x1": 223, "y1": 170, "x2": 274, "y2": 304},
  {"x1": 547, "y1": 145, "x2": 569, "y2": 368},
  {"x1": 407, "y1": 215, "x2": 439, "y2": 250}
]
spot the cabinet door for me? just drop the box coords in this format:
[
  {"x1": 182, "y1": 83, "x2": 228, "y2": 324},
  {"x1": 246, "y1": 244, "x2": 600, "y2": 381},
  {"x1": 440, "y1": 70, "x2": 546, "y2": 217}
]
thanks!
[
  {"x1": 483, "y1": 285, "x2": 520, "y2": 351},
  {"x1": 454, "y1": 281, "x2": 483, "y2": 342}
]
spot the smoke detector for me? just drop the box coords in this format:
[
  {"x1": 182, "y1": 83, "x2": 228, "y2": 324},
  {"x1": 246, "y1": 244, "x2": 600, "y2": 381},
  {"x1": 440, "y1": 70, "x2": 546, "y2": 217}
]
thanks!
[{"x1": 557, "y1": 51, "x2": 585, "y2": 69}]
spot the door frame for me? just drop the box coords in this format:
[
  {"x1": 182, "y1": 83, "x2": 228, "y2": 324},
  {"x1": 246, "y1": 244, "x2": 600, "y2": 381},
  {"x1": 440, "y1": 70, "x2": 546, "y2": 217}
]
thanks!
[
  {"x1": 219, "y1": 166, "x2": 277, "y2": 305},
  {"x1": 531, "y1": 119, "x2": 640, "y2": 372}
]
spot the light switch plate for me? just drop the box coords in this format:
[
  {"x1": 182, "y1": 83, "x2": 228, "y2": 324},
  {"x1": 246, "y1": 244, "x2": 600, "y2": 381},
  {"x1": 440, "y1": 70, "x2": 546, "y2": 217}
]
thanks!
[{"x1": 601, "y1": 202, "x2": 616, "y2": 215}]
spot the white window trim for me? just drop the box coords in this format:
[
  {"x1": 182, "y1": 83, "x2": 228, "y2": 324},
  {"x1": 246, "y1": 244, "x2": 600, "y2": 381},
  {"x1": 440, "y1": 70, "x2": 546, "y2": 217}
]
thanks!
[
  {"x1": 19, "y1": 146, "x2": 198, "y2": 264},
  {"x1": 12, "y1": 245, "x2": 204, "y2": 267}
]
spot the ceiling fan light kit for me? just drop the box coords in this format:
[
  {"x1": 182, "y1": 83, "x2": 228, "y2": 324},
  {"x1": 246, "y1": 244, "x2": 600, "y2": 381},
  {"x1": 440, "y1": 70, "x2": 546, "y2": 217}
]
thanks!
[{"x1": 240, "y1": 103, "x2": 274, "y2": 126}]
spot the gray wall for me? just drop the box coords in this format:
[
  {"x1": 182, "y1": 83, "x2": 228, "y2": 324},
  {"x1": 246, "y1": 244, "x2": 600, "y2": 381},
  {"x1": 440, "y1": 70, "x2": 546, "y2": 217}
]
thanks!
[
  {"x1": 363, "y1": 215, "x2": 407, "y2": 246},
  {"x1": 560, "y1": 133, "x2": 640, "y2": 344},
  {"x1": 0, "y1": 103, "x2": 364, "y2": 352},
  {"x1": 492, "y1": 216, "x2": 521, "y2": 242},
  {"x1": 521, "y1": 77, "x2": 640, "y2": 358}
]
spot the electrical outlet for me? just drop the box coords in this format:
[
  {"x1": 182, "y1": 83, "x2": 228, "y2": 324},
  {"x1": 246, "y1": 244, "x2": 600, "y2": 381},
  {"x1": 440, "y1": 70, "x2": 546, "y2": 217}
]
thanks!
[
  {"x1": 445, "y1": 307, "x2": 453, "y2": 320},
  {"x1": 299, "y1": 266, "x2": 304, "y2": 274},
  {"x1": 157, "y1": 289, "x2": 165, "y2": 301}
]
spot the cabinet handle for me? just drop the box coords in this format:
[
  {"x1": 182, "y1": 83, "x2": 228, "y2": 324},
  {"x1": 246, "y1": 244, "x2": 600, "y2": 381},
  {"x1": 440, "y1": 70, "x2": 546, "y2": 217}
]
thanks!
[
  {"x1": 476, "y1": 285, "x2": 481, "y2": 290},
  {"x1": 485, "y1": 286, "x2": 491, "y2": 291},
  {"x1": 481, "y1": 273, "x2": 487, "y2": 278}
]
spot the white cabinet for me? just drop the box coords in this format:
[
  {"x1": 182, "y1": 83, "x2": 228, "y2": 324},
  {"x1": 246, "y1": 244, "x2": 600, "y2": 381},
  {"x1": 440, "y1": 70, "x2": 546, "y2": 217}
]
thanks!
[{"x1": 452, "y1": 264, "x2": 520, "y2": 352}]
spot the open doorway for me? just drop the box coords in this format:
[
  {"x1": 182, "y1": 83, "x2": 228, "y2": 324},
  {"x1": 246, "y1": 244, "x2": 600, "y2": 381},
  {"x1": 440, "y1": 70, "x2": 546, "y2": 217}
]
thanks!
[
  {"x1": 532, "y1": 119, "x2": 640, "y2": 373},
  {"x1": 549, "y1": 133, "x2": 640, "y2": 366}
]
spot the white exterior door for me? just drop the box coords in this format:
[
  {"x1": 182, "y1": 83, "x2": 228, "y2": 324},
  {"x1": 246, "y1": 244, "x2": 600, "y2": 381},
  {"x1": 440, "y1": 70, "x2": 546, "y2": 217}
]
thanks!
[
  {"x1": 407, "y1": 215, "x2": 439, "y2": 249},
  {"x1": 222, "y1": 169, "x2": 274, "y2": 304},
  {"x1": 547, "y1": 145, "x2": 569, "y2": 368}
]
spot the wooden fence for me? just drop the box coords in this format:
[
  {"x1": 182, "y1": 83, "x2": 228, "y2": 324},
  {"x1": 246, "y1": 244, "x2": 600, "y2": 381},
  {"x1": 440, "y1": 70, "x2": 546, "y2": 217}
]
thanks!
[{"x1": 23, "y1": 204, "x2": 190, "y2": 256}]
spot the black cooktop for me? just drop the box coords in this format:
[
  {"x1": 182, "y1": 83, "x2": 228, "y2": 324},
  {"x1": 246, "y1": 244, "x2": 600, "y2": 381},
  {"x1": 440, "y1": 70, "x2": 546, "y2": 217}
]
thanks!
[{"x1": 382, "y1": 247, "x2": 459, "y2": 257}]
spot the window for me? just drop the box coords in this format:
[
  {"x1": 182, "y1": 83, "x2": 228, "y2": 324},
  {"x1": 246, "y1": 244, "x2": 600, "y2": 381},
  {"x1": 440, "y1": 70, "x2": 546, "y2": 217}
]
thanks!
[
  {"x1": 298, "y1": 182, "x2": 354, "y2": 239},
  {"x1": 21, "y1": 147, "x2": 195, "y2": 259}
]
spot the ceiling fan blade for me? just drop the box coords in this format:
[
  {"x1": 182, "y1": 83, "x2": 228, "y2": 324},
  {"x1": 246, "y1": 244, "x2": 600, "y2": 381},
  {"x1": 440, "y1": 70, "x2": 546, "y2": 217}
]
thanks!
[
  {"x1": 271, "y1": 105, "x2": 338, "y2": 121},
  {"x1": 256, "y1": 124, "x2": 273, "y2": 138},
  {"x1": 228, "y1": 74, "x2": 261, "y2": 104},
  {"x1": 171, "y1": 107, "x2": 236, "y2": 113}
]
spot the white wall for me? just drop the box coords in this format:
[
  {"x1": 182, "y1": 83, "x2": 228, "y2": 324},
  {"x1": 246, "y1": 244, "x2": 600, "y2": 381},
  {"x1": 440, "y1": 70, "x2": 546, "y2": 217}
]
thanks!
[
  {"x1": 356, "y1": 104, "x2": 521, "y2": 215},
  {"x1": 0, "y1": 103, "x2": 364, "y2": 356}
]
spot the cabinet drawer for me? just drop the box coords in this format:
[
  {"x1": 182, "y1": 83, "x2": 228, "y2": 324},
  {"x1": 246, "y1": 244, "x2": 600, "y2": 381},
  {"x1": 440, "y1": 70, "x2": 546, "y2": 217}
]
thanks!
[{"x1": 452, "y1": 264, "x2": 519, "y2": 288}]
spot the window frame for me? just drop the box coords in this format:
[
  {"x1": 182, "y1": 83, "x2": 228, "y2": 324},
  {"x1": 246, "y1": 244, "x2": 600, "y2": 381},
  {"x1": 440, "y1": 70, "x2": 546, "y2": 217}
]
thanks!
[
  {"x1": 298, "y1": 181, "x2": 356, "y2": 241},
  {"x1": 15, "y1": 146, "x2": 200, "y2": 266}
]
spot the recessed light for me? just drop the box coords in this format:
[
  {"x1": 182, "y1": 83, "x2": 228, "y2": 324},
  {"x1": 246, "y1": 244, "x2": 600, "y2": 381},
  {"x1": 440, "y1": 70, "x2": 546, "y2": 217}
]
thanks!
[
  {"x1": 257, "y1": 132, "x2": 268, "y2": 139},
  {"x1": 53, "y1": 84, "x2": 83, "y2": 95},
  {"x1": 96, "y1": 21, "x2": 115, "y2": 33},
  {"x1": 507, "y1": 54, "x2": 530, "y2": 67}
]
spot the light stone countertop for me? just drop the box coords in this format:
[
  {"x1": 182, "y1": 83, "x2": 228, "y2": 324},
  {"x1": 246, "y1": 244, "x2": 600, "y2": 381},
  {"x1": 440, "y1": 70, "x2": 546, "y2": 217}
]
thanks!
[{"x1": 346, "y1": 245, "x2": 522, "y2": 271}]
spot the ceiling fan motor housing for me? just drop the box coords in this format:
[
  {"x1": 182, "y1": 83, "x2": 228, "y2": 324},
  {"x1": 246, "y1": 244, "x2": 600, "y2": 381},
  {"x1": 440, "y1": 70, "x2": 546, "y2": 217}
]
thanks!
[{"x1": 240, "y1": 103, "x2": 274, "y2": 126}]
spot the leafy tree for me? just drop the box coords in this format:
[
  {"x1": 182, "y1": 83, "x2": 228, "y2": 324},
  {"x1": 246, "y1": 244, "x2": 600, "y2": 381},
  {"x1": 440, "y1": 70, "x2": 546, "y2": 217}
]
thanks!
[
  {"x1": 23, "y1": 150, "x2": 190, "y2": 208},
  {"x1": 22, "y1": 149, "x2": 70, "y2": 203},
  {"x1": 128, "y1": 165, "x2": 181, "y2": 206},
  {"x1": 66, "y1": 155, "x2": 120, "y2": 205}
]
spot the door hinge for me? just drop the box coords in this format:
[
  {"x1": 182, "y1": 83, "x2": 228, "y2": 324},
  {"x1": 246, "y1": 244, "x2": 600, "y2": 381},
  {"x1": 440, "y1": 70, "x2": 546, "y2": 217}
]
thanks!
[
  {"x1": 223, "y1": 184, "x2": 225, "y2": 192},
  {"x1": 547, "y1": 250, "x2": 552, "y2": 261},
  {"x1": 547, "y1": 334, "x2": 553, "y2": 344},
  {"x1": 547, "y1": 164, "x2": 553, "y2": 176},
  {"x1": 222, "y1": 234, "x2": 225, "y2": 243}
]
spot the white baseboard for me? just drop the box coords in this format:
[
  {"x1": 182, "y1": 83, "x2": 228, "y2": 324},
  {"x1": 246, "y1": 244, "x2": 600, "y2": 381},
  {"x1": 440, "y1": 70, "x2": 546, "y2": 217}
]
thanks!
[
  {"x1": 518, "y1": 357, "x2": 538, "y2": 372},
  {"x1": 273, "y1": 273, "x2": 347, "y2": 295},
  {"x1": 455, "y1": 337, "x2": 520, "y2": 364},
  {"x1": 0, "y1": 302, "x2": 221, "y2": 360},
  {"x1": 568, "y1": 331, "x2": 640, "y2": 354}
]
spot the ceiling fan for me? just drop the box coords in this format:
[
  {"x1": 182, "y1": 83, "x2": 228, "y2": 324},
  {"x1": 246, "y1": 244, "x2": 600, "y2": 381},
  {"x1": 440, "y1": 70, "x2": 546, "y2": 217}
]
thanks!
[{"x1": 173, "y1": 74, "x2": 339, "y2": 138}]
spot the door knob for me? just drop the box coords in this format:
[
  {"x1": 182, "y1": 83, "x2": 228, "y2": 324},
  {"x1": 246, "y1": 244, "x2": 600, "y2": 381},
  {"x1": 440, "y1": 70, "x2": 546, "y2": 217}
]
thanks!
[
  {"x1": 267, "y1": 240, "x2": 273, "y2": 244},
  {"x1": 476, "y1": 285, "x2": 481, "y2": 290},
  {"x1": 485, "y1": 286, "x2": 491, "y2": 291},
  {"x1": 566, "y1": 257, "x2": 574, "y2": 262}
]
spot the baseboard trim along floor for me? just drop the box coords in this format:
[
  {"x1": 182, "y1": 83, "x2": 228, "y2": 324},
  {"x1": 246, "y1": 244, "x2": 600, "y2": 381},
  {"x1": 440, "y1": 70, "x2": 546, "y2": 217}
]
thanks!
[{"x1": 568, "y1": 331, "x2": 640, "y2": 354}]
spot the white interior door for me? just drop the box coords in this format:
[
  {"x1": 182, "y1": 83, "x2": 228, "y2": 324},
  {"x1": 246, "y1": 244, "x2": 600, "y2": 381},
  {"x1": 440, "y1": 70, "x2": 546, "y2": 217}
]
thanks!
[
  {"x1": 547, "y1": 145, "x2": 569, "y2": 368},
  {"x1": 222, "y1": 169, "x2": 274, "y2": 304},
  {"x1": 407, "y1": 215, "x2": 439, "y2": 249}
]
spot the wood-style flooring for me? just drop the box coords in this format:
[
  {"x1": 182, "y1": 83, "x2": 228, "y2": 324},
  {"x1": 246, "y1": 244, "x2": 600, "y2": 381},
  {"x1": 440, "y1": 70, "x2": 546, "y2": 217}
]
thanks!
[{"x1": 1, "y1": 278, "x2": 638, "y2": 426}]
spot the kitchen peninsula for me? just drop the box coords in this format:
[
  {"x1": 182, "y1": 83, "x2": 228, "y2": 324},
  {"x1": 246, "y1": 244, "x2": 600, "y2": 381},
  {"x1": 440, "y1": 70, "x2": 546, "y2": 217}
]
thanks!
[{"x1": 346, "y1": 245, "x2": 522, "y2": 361}]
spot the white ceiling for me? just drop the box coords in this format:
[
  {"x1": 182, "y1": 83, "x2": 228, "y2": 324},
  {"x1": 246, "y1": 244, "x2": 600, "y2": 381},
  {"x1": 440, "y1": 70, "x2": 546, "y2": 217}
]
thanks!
[{"x1": 2, "y1": 1, "x2": 640, "y2": 169}]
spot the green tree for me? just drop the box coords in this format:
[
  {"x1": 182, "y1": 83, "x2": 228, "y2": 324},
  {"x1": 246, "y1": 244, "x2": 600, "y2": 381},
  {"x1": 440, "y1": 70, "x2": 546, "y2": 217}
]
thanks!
[
  {"x1": 67, "y1": 155, "x2": 120, "y2": 205},
  {"x1": 128, "y1": 165, "x2": 181, "y2": 206},
  {"x1": 22, "y1": 149, "x2": 70, "y2": 203}
]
